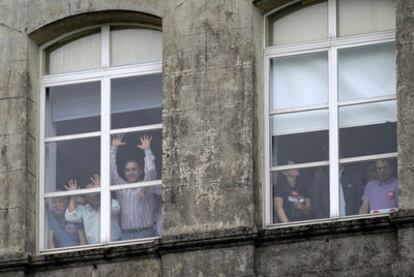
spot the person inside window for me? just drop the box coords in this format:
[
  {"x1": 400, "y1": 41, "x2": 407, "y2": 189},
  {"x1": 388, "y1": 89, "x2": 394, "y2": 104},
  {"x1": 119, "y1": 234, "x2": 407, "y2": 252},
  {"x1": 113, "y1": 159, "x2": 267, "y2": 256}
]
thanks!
[
  {"x1": 65, "y1": 176, "x2": 122, "y2": 244},
  {"x1": 47, "y1": 196, "x2": 86, "y2": 249},
  {"x1": 111, "y1": 134, "x2": 161, "y2": 240},
  {"x1": 359, "y1": 159, "x2": 399, "y2": 214},
  {"x1": 273, "y1": 160, "x2": 312, "y2": 223}
]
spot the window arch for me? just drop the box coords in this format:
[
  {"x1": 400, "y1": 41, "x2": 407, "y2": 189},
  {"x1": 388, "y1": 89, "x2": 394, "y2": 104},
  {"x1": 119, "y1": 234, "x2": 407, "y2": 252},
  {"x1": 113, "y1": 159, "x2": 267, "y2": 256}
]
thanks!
[
  {"x1": 264, "y1": 0, "x2": 397, "y2": 226},
  {"x1": 39, "y1": 25, "x2": 163, "y2": 251}
]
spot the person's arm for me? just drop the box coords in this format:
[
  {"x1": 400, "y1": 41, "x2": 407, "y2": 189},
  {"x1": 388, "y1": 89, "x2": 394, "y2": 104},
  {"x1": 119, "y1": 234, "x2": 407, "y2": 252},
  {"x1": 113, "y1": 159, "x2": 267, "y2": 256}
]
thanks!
[
  {"x1": 301, "y1": 198, "x2": 312, "y2": 214},
  {"x1": 359, "y1": 199, "x2": 369, "y2": 214},
  {"x1": 111, "y1": 134, "x2": 127, "y2": 185},
  {"x1": 137, "y1": 135, "x2": 157, "y2": 181},
  {"x1": 78, "y1": 228, "x2": 87, "y2": 245},
  {"x1": 64, "y1": 179, "x2": 83, "y2": 222},
  {"x1": 274, "y1": 197, "x2": 289, "y2": 223},
  {"x1": 48, "y1": 230, "x2": 55, "y2": 249}
]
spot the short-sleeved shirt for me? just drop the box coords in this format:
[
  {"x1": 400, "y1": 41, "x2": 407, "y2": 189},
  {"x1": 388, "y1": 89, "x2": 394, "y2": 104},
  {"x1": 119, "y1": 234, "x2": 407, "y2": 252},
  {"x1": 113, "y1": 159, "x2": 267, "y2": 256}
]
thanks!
[
  {"x1": 362, "y1": 177, "x2": 399, "y2": 212},
  {"x1": 274, "y1": 181, "x2": 310, "y2": 222},
  {"x1": 48, "y1": 211, "x2": 80, "y2": 248}
]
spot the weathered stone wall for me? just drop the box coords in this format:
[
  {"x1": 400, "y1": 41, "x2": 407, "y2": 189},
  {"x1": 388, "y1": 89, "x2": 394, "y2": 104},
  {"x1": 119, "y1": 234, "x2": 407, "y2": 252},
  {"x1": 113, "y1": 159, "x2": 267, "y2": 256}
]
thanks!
[{"x1": 0, "y1": 0, "x2": 414, "y2": 276}]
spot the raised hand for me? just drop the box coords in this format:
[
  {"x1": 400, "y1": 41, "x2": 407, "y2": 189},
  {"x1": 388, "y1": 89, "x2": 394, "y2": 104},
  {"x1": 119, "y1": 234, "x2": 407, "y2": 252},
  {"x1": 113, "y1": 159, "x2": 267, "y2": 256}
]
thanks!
[
  {"x1": 112, "y1": 134, "x2": 127, "y2": 147},
  {"x1": 137, "y1": 135, "x2": 152, "y2": 150},
  {"x1": 89, "y1": 174, "x2": 101, "y2": 187},
  {"x1": 64, "y1": 179, "x2": 79, "y2": 191}
]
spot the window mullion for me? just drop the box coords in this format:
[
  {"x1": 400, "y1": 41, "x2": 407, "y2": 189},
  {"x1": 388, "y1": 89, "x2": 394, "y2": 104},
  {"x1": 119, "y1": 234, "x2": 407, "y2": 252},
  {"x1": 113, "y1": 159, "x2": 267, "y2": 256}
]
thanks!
[
  {"x1": 328, "y1": 0, "x2": 337, "y2": 38},
  {"x1": 329, "y1": 47, "x2": 339, "y2": 218},
  {"x1": 101, "y1": 25, "x2": 110, "y2": 68},
  {"x1": 100, "y1": 77, "x2": 111, "y2": 243}
]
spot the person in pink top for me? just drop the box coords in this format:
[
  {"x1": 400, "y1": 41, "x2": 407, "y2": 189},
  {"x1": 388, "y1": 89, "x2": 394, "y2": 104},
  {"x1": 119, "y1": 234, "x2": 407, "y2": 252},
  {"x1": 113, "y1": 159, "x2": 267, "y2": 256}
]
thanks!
[{"x1": 359, "y1": 159, "x2": 399, "y2": 214}]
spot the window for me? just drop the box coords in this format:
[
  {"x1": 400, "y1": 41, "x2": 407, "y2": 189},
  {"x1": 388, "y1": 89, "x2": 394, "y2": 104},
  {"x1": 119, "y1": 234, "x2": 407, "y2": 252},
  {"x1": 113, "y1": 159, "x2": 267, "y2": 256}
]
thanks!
[
  {"x1": 264, "y1": 0, "x2": 397, "y2": 226},
  {"x1": 39, "y1": 25, "x2": 163, "y2": 251}
]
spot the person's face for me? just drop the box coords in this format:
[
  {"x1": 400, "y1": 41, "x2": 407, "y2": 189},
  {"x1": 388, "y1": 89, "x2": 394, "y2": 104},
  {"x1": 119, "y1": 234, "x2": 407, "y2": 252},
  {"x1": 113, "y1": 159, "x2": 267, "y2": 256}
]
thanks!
[
  {"x1": 52, "y1": 197, "x2": 66, "y2": 216},
  {"x1": 124, "y1": 161, "x2": 142, "y2": 183},
  {"x1": 85, "y1": 183, "x2": 100, "y2": 208},
  {"x1": 283, "y1": 161, "x2": 300, "y2": 178},
  {"x1": 376, "y1": 160, "x2": 392, "y2": 182}
]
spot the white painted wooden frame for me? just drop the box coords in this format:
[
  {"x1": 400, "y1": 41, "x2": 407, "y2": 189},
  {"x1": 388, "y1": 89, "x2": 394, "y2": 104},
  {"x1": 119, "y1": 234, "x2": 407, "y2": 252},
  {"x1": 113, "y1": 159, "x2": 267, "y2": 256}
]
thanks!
[
  {"x1": 38, "y1": 25, "x2": 163, "y2": 253},
  {"x1": 263, "y1": 0, "x2": 397, "y2": 227}
]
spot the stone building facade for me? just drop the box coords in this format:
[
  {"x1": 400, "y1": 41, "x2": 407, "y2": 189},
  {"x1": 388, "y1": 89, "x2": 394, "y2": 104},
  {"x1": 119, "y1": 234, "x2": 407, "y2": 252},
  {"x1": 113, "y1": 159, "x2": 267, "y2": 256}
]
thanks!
[{"x1": 0, "y1": 0, "x2": 413, "y2": 276}]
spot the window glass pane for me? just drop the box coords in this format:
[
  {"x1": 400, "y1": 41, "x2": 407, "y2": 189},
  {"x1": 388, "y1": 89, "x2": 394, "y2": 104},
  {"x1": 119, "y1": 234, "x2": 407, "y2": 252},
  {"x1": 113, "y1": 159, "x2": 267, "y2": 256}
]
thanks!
[
  {"x1": 44, "y1": 193, "x2": 101, "y2": 249},
  {"x1": 111, "y1": 28, "x2": 162, "y2": 67},
  {"x1": 272, "y1": 165, "x2": 329, "y2": 223},
  {"x1": 111, "y1": 185, "x2": 162, "y2": 242},
  {"x1": 339, "y1": 158, "x2": 398, "y2": 216},
  {"x1": 338, "y1": 43, "x2": 396, "y2": 102},
  {"x1": 46, "y1": 82, "x2": 101, "y2": 137},
  {"x1": 269, "y1": 1, "x2": 328, "y2": 46},
  {"x1": 111, "y1": 129, "x2": 162, "y2": 186},
  {"x1": 111, "y1": 74, "x2": 162, "y2": 129},
  {"x1": 45, "y1": 137, "x2": 100, "y2": 193},
  {"x1": 339, "y1": 101, "x2": 397, "y2": 157},
  {"x1": 338, "y1": 0, "x2": 395, "y2": 37},
  {"x1": 271, "y1": 53, "x2": 328, "y2": 110},
  {"x1": 45, "y1": 29, "x2": 101, "y2": 74},
  {"x1": 271, "y1": 110, "x2": 329, "y2": 165}
]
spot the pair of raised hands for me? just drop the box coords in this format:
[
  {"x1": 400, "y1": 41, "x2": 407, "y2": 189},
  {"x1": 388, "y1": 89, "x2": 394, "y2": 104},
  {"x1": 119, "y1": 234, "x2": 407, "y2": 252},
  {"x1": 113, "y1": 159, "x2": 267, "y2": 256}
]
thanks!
[
  {"x1": 64, "y1": 174, "x2": 100, "y2": 191},
  {"x1": 112, "y1": 134, "x2": 152, "y2": 150}
]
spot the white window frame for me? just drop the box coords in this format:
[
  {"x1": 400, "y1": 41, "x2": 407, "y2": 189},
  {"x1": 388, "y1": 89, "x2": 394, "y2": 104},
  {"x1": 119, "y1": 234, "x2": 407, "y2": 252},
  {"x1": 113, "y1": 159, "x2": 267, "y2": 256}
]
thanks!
[
  {"x1": 38, "y1": 24, "x2": 163, "y2": 253},
  {"x1": 263, "y1": 0, "x2": 397, "y2": 228}
]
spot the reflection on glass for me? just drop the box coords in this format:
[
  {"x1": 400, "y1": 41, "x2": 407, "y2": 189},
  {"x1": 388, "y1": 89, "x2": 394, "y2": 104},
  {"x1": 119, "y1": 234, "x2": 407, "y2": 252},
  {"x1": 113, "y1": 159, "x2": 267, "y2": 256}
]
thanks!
[
  {"x1": 269, "y1": 1, "x2": 328, "y2": 46},
  {"x1": 271, "y1": 53, "x2": 328, "y2": 110},
  {"x1": 45, "y1": 137, "x2": 100, "y2": 193},
  {"x1": 339, "y1": 101, "x2": 396, "y2": 157},
  {"x1": 111, "y1": 185, "x2": 162, "y2": 241},
  {"x1": 337, "y1": 163, "x2": 366, "y2": 217},
  {"x1": 272, "y1": 165, "x2": 327, "y2": 223},
  {"x1": 338, "y1": 43, "x2": 396, "y2": 102},
  {"x1": 46, "y1": 82, "x2": 101, "y2": 137},
  {"x1": 271, "y1": 110, "x2": 329, "y2": 165},
  {"x1": 111, "y1": 74, "x2": 162, "y2": 129},
  {"x1": 346, "y1": 158, "x2": 398, "y2": 215},
  {"x1": 45, "y1": 196, "x2": 87, "y2": 249},
  {"x1": 110, "y1": 130, "x2": 162, "y2": 186},
  {"x1": 338, "y1": 0, "x2": 395, "y2": 37}
]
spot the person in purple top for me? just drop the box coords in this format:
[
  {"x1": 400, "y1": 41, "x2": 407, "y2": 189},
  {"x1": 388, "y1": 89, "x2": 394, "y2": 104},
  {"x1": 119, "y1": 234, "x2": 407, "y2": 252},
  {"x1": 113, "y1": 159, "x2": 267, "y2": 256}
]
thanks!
[{"x1": 359, "y1": 159, "x2": 399, "y2": 214}]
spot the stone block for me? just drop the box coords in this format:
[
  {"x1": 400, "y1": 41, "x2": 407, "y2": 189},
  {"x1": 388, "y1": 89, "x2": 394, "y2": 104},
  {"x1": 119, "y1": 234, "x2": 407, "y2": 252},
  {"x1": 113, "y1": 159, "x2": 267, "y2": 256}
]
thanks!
[
  {"x1": 0, "y1": 170, "x2": 26, "y2": 211},
  {"x1": 0, "y1": 61, "x2": 27, "y2": 100},
  {"x1": 0, "y1": 133, "x2": 26, "y2": 173},
  {"x1": 162, "y1": 181, "x2": 254, "y2": 236},
  {"x1": 256, "y1": 232, "x2": 398, "y2": 276},
  {"x1": 0, "y1": 29, "x2": 27, "y2": 63},
  {"x1": 0, "y1": 207, "x2": 25, "y2": 255},
  {"x1": 163, "y1": 32, "x2": 207, "y2": 75},
  {"x1": 162, "y1": 245, "x2": 255, "y2": 277},
  {"x1": 397, "y1": 43, "x2": 414, "y2": 125},
  {"x1": 163, "y1": 65, "x2": 253, "y2": 113},
  {"x1": 0, "y1": 98, "x2": 27, "y2": 136}
]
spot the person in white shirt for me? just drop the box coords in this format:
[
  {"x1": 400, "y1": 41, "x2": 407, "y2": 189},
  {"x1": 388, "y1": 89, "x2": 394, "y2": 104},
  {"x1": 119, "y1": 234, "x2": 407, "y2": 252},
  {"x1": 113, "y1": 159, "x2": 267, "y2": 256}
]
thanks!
[{"x1": 65, "y1": 175, "x2": 122, "y2": 244}]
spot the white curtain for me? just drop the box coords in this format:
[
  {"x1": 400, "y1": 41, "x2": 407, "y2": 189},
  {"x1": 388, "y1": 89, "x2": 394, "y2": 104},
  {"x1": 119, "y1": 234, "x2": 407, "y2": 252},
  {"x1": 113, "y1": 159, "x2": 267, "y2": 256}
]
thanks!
[
  {"x1": 111, "y1": 29, "x2": 162, "y2": 66},
  {"x1": 271, "y1": 1, "x2": 328, "y2": 46},
  {"x1": 47, "y1": 32, "x2": 101, "y2": 74},
  {"x1": 338, "y1": 0, "x2": 395, "y2": 37}
]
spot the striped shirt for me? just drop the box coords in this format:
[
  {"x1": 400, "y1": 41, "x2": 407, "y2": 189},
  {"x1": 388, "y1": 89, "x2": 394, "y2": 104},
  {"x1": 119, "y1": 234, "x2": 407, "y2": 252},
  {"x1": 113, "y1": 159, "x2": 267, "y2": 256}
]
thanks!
[{"x1": 111, "y1": 146, "x2": 161, "y2": 230}]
